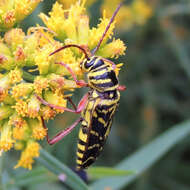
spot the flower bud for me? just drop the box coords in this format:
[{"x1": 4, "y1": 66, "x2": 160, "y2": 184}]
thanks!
[
  {"x1": 28, "y1": 118, "x2": 47, "y2": 140},
  {"x1": 0, "y1": 121, "x2": 14, "y2": 151},
  {"x1": 0, "y1": 105, "x2": 14, "y2": 120},
  {"x1": 27, "y1": 95, "x2": 40, "y2": 118}
]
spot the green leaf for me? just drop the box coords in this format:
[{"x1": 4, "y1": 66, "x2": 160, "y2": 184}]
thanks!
[
  {"x1": 6, "y1": 167, "x2": 56, "y2": 187},
  {"x1": 91, "y1": 120, "x2": 190, "y2": 190},
  {"x1": 36, "y1": 148, "x2": 89, "y2": 190},
  {"x1": 87, "y1": 167, "x2": 134, "y2": 179}
]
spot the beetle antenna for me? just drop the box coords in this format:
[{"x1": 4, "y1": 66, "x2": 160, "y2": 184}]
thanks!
[
  {"x1": 50, "y1": 44, "x2": 90, "y2": 60},
  {"x1": 91, "y1": 2, "x2": 123, "y2": 55}
]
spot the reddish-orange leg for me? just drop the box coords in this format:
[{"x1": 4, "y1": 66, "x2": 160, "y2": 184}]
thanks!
[
  {"x1": 56, "y1": 62, "x2": 88, "y2": 87},
  {"x1": 117, "y1": 85, "x2": 126, "y2": 91},
  {"x1": 35, "y1": 59, "x2": 89, "y2": 145},
  {"x1": 66, "y1": 96, "x2": 77, "y2": 111},
  {"x1": 36, "y1": 93, "x2": 89, "y2": 145},
  {"x1": 36, "y1": 92, "x2": 88, "y2": 114},
  {"x1": 41, "y1": 116, "x2": 83, "y2": 145}
]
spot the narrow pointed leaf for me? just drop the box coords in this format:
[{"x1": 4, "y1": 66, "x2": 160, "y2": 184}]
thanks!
[
  {"x1": 91, "y1": 120, "x2": 190, "y2": 190},
  {"x1": 87, "y1": 167, "x2": 134, "y2": 179}
]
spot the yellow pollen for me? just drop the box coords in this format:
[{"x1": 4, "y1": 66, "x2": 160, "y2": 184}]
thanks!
[
  {"x1": 14, "y1": 141, "x2": 40, "y2": 170},
  {"x1": 12, "y1": 83, "x2": 33, "y2": 100},
  {"x1": 0, "y1": 140, "x2": 14, "y2": 151},
  {"x1": 13, "y1": 126, "x2": 26, "y2": 140},
  {"x1": 34, "y1": 77, "x2": 49, "y2": 95},
  {"x1": 32, "y1": 126, "x2": 47, "y2": 140},
  {"x1": 13, "y1": 99, "x2": 28, "y2": 117},
  {"x1": 0, "y1": 88, "x2": 8, "y2": 102},
  {"x1": 27, "y1": 96, "x2": 40, "y2": 118},
  {"x1": 8, "y1": 68, "x2": 22, "y2": 84},
  {"x1": 41, "y1": 106, "x2": 56, "y2": 120},
  {"x1": 14, "y1": 47, "x2": 25, "y2": 61},
  {"x1": 3, "y1": 11, "x2": 16, "y2": 27},
  {"x1": 9, "y1": 115, "x2": 26, "y2": 128},
  {"x1": 0, "y1": 124, "x2": 14, "y2": 151}
]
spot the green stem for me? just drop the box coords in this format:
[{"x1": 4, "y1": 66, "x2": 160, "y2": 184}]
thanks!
[
  {"x1": 0, "y1": 153, "x2": 3, "y2": 190},
  {"x1": 0, "y1": 152, "x2": 6, "y2": 190},
  {"x1": 36, "y1": 148, "x2": 89, "y2": 190},
  {"x1": 22, "y1": 70, "x2": 35, "y2": 82}
]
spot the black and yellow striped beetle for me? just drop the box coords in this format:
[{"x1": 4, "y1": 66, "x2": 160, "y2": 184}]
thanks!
[{"x1": 37, "y1": 2, "x2": 126, "y2": 170}]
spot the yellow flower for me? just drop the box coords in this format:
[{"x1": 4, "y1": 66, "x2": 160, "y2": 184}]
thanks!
[
  {"x1": 12, "y1": 125, "x2": 27, "y2": 140},
  {"x1": 28, "y1": 118, "x2": 47, "y2": 140},
  {"x1": 24, "y1": 32, "x2": 39, "y2": 66},
  {"x1": 0, "y1": 54, "x2": 14, "y2": 70},
  {"x1": 14, "y1": 46, "x2": 26, "y2": 66},
  {"x1": 40, "y1": 106, "x2": 56, "y2": 121},
  {"x1": 89, "y1": 10, "x2": 115, "y2": 49},
  {"x1": 0, "y1": 121, "x2": 14, "y2": 151},
  {"x1": 0, "y1": 88, "x2": 8, "y2": 103},
  {"x1": 28, "y1": 26, "x2": 56, "y2": 48},
  {"x1": 13, "y1": 99, "x2": 28, "y2": 117},
  {"x1": 39, "y1": 1, "x2": 87, "y2": 42},
  {"x1": 12, "y1": 83, "x2": 33, "y2": 100},
  {"x1": 0, "y1": 0, "x2": 41, "y2": 31},
  {"x1": 44, "y1": 90, "x2": 67, "y2": 113},
  {"x1": 4, "y1": 28, "x2": 25, "y2": 50},
  {"x1": 39, "y1": 2, "x2": 68, "y2": 40},
  {"x1": 14, "y1": 0, "x2": 41, "y2": 22},
  {"x1": 0, "y1": 0, "x2": 126, "y2": 170},
  {"x1": 34, "y1": 76, "x2": 49, "y2": 95},
  {"x1": 48, "y1": 74, "x2": 78, "y2": 91},
  {"x1": 15, "y1": 141, "x2": 40, "y2": 170},
  {"x1": 27, "y1": 95, "x2": 40, "y2": 118},
  {"x1": 97, "y1": 38, "x2": 126, "y2": 58},
  {"x1": 0, "y1": 75, "x2": 11, "y2": 93},
  {"x1": 9, "y1": 113, "x2": 27, "y2": 128},
  {"x1": 8, "y1": 68, "x2": 23, "y2": 84},
  {"x1": 34, "y1": 43, "x2": 55, "y2": 75},
  {"x1": 77, "y1": 15, "x2": 89, "y2": 44},
  {"x1": 2, "y1": 94, "x2": 15, "y2": 105},
  {"x1": 2, "y1": 11, "x2": 16, "y2": 29}
]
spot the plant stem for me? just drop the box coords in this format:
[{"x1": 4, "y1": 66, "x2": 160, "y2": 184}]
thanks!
[
  {"x1": 22, "y1": 70, "x2": 35, "y2": 82},
  {"x1": 0, "y1": 152, "x2": 6, "y2": 190}
]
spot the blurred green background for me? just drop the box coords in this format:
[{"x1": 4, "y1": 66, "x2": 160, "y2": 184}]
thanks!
[{"x1": 2, "y1": 0, "x2": 190, "y2": 189}]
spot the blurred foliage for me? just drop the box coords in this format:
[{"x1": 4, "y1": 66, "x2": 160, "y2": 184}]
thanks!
[{"x1": 1, "y1": 0, "x2": 190, "y2": 190}]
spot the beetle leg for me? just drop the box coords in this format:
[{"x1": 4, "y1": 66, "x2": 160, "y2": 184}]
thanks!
[
  {"x1": 117, "y1": 85, "x2": 126, "y2": 91},
  {"x1": 56, "y1": 62, "x2": 88, "y2": 87},
  {"x1": 41, "y1": 116, "x2": 83, "y2": 145},
  {"x1": 66, "y1": 97, "x2": 77, "y2": 111},
  {"x1": 35, "y1": 92, "x2": 88, "y2": 114}
]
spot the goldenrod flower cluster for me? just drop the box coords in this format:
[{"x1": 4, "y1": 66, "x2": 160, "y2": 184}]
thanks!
[
  {"x1": 0, "y1": 0, "x2": 41, "y2": 31},
  {"x1": 101, "y1": 0, "x2": 153, "y2": 30},
  {"x1": 0, "y1": 0, "x2": 126, "y2": 169}
]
